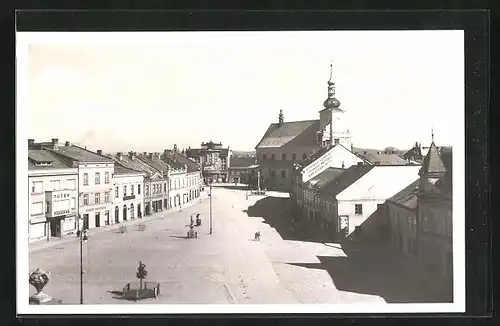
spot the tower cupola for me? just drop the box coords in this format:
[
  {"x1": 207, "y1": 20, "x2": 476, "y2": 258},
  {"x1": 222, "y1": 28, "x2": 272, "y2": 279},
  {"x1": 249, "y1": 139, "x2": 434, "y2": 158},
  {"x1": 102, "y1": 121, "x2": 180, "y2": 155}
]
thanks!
[{"x1": 323, "y1": 62, "x2": 341, "y2": 109}]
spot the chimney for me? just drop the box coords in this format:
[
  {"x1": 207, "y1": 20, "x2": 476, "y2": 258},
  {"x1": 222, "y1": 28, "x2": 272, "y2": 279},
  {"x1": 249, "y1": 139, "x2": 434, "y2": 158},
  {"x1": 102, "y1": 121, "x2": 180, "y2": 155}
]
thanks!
[
  {"x1": 97, "y1": 149, "x2": 102, "y2": 155},
  {"x1": 65, "y1": 141, "x2": 71, "y2": 147},
  {"x1": 117, "y1": 152, "x2": 123, "y2": 161},
  {"x1": 51, "y1": 138, "x2": 59, "y2": 151},
  {"x1": 143, "y1": 152, "x2": 147, "y2": 156},
  {"x1": 173, "y1": 144, "x2": 178, "y2": 152},
  {"x1": 363, "y1": 151, "x2": 367, "y2": 155},
  {"x1": 28, "y1": 139, "x2": 35, "y2": 146},
  {"x1": 149, "y1": 152, "x2": 154, "y2": 160},
  {"x1": 278, "y1": 109, "x2": 284, "y2": 126}
]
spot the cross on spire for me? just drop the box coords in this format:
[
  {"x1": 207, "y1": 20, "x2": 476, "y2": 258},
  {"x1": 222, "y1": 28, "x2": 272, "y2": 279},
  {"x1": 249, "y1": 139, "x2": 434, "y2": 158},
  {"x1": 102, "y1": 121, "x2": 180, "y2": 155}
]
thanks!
[{"x1": 431, "y1": 128, "x2": 435, "y2": 143}]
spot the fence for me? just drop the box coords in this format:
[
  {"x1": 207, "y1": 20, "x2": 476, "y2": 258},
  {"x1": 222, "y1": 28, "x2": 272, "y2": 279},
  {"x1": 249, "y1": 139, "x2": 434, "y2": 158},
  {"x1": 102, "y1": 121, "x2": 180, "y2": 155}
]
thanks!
[{"x1": 122, "y1": 281, "x2": 160, "y2": 300}]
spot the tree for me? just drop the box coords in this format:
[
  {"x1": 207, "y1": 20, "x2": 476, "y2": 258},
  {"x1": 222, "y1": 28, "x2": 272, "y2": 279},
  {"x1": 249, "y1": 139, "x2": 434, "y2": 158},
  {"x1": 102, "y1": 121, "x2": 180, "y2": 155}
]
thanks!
[
  {"x1": 136, "y1": 261, "x2": 148, "y2": 290},
  {"x1": 383, "y1": 146, "x2": 398, "y2": 154}
]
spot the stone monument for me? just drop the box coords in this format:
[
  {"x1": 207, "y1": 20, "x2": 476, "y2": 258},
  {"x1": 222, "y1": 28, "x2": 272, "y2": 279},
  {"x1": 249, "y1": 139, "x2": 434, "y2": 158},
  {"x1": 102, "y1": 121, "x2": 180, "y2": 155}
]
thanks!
[{"x1": 29, "y1": 268, "x2": 59, "y2": 304}]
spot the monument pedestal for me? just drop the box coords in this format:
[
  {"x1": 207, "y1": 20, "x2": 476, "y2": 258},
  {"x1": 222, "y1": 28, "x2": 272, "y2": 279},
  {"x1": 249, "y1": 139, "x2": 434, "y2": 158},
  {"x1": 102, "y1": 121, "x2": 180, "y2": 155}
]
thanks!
[{"x1": 29, "y1": 292, "x2": 62, "y2": 305}]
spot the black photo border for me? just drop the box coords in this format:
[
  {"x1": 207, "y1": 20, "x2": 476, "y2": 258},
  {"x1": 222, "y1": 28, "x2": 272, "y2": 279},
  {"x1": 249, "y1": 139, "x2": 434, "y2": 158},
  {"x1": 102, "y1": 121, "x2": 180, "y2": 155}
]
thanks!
[{"x1": 4, "y1": 8, "x2": 491, "y2": 325}]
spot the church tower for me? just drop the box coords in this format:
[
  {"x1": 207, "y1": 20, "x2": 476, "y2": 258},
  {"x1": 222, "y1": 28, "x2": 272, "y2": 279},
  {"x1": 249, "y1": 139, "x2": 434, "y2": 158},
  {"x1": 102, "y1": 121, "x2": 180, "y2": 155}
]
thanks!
[{"x1": 318, "y1": 62, "x2": 352, "y2": 150}]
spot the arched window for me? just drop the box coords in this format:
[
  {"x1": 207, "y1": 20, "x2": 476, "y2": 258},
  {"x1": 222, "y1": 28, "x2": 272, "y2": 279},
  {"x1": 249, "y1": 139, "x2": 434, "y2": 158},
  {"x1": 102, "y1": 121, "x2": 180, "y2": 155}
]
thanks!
[{"x1": 130, "y1": 203, "x2": 134, "y2": 218}]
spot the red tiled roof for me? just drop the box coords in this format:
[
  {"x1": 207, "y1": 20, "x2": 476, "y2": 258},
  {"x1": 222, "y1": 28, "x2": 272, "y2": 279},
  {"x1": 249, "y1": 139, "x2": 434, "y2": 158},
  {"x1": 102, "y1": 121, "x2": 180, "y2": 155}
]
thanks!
[
  {"x1": 28, "y1": 149, "x2": 74, "y2": 170},
  {"x1": 319, "y1": 165, "x2": 374, "y2": 197},
  {"x1": 45, "y1": 145, "x2": 115, "y2": 163},
  {"x1": 305, "y1": 167, "x2": 346, "y2": 190},
  {"x1": 255, "y1": 119, "x2": 320, "y2": 149},
  {"x1": 388, "y1": 180, "x2": 419, "y2": 211}
]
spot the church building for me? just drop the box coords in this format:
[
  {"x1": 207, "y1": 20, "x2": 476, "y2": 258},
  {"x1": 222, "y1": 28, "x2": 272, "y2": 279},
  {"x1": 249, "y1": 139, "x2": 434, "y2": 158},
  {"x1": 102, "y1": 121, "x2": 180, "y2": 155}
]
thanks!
[{"x1": 255, "y1": 63, "x2": 364, "y2": 192}]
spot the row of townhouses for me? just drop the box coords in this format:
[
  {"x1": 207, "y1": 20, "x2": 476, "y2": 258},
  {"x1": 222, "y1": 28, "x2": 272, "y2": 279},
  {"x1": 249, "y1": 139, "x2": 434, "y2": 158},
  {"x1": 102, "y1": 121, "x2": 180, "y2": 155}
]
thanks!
[
  {"x1": 252, "y1": 63, "x2": 453, "y2": 296},
  {"x1": 28, "y1": 139, "x2": 203, "y2": 242}
]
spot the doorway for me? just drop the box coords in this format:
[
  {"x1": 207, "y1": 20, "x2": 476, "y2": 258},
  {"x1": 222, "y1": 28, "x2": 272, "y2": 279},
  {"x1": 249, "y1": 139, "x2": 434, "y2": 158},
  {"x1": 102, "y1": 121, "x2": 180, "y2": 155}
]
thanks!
[
  {"x1": 115, "y1": 207, "x2": 119, "y2": 223},
  {"x1": 83, "y1": 214, "x2": 89, "y2": 230},
  {"x1": 50, "y1": 219, "x2": 61, "y2": 237},
  {"x1": 123, "y1": 205, "x2": 127, "y2": 221},
  {"x1": 95, "y1": 212, "x2": 101, "y2": 228},
  {"x1": 339, "y1": 215, "x2": 349, "y2": 237}
]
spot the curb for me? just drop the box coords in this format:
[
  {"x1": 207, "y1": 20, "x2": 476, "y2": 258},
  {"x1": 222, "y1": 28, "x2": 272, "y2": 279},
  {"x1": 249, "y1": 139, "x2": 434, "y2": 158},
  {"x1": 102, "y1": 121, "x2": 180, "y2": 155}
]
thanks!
[{"x1": 29, "y1": 192, "x2": 210, "y2": 253}]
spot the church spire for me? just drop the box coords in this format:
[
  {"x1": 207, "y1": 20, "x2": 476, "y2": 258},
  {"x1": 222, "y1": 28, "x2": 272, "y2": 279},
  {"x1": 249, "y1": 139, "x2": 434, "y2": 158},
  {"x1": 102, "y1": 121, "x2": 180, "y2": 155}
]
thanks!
[
  {"x1": 324, "y1": 61, "x2": 341, "y2": 109},
  {"x1": 431, "y1": 128, "x2": 435, "y2": 143}
]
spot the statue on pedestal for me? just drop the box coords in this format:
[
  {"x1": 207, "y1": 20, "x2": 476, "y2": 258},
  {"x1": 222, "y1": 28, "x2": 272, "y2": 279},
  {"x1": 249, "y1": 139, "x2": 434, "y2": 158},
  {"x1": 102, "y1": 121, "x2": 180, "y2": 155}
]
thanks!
[{"x1": 29, "y1": 268, "x2": 52, "y2": 304}]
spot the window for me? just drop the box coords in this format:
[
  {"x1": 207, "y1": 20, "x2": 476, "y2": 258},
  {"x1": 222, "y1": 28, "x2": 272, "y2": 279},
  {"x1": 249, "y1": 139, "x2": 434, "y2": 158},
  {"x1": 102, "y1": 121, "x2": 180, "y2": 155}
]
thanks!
[
  {"x1": 317, "y1": 133, "x2": 322, "y2": 142},
  {"x1": 83, "y1": 194, "x2": 89, "y2": 205},
  {"x1": 46, "y1": 201, "x2": 50, "y2": 213},
  {"x1": 355, "y1": 204, "x2": 363, "y2": 215},
  {"x1": 71, "y1": 197, "x2": 76, "y2": 209},
  {"x1": 334, "y1": 138, "x2": 340, "y2": 144},
  {"x1": 422, "y1": 215, "x2": 429, "y2": 232},
  {"x1": 123, "y1": 186, "x2": 127, "y2": 196},
  {"x1": 282, "y1": 154, "x2": 286, "y2": 161},
  {"x1": 169, "y1": 181, "x2": 172, "y2": 190},
  {"x1": 95, "y1": 193, "x2": 100, "y2": 204},
  {"x1": 115, "y1": 187, "x2": 119, "y2": 198},
  {"x1": 146, "y1": 185, "x2": 149, "y2": 195},
  {"x1": 281, "y1": 170, "x2": 286, "y2": 178},
  {"x1": 138, "y1": 184, "x2": 141, "y2": 194},
  {"x1": 131, "y1": 185, "x2": 134, "y2": 195},
  {"x1": 50, "y1": 180, "x2": 61, "y2": 190},
  {"x1": 164, "y1": 183, "x2": 167, "y2": 192},
  {"x1": 130, "y1": 203, "x2": 134, "y2": 218},
  {"x1": 95, "y1": 172, "x2": 100, "y2": 185},
  {"x1": 104, "y1": 192, "x2": 110, "y2": 203},
  {"x1": 83, "y1": 173, "x2": 89, "y2": 186},
  {"x1": 66, "y1": 179, "x2": 76, "y2": 190},
  {"x1": 271, "y1": 154, "x2": 275, "y2": 160},
  {"x1": 31, "y1": 202, "x2": 43, "y2": 215},
  {"x1": 292, "y1": 153, "x2": 297, "y2": 161},
  {"x1": 302, "y1": 153, "x2": 307, "y2": 160},
  {"x1": 271, "y1": 170, "x2": 276, "y2": 178},
  {"x1": 105, "y1": 172, "x2": 110, "y2": 183},
  {"x1": 32, "y1": 181, "x2": 43, "y2": 193},
  {"x1": 262, "y1": 154, "x2": 267, "y2": 160}
]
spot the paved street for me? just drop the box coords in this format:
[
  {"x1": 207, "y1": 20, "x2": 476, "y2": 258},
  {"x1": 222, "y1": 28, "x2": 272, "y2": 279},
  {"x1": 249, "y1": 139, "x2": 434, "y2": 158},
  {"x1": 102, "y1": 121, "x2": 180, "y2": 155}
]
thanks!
[{"x1": 29, "y1": 187, "x2": 444, "y2": 304}]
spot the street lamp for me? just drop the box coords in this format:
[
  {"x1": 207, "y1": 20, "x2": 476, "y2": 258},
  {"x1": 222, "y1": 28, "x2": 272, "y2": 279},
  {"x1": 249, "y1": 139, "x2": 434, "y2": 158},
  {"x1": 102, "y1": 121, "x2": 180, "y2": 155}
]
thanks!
[
  {"x1": 76, "y1": 214, "x2": 87, "y2": 304},
  {"x1": 209, "y1": 184, "x2": 213, "y2": 234}
]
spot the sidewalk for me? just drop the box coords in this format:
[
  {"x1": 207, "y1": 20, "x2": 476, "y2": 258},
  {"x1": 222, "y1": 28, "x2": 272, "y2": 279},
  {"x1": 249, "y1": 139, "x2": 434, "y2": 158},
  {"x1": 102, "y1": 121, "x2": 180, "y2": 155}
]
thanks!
[{"x1": 29, "y1": 191, "x2": 210, "y2": 253}]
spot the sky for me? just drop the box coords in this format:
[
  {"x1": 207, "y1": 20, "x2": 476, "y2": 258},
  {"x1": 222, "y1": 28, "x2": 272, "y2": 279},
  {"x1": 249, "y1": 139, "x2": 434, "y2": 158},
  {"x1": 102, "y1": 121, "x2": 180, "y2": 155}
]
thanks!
[{"x1": 19, "y1": 31, "x2": 464, "y2": 152}]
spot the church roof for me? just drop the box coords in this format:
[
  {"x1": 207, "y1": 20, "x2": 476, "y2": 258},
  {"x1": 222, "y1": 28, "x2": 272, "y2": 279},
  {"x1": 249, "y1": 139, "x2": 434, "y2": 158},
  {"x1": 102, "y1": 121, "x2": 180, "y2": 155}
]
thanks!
[{"x1": 255, "y1": 119, "x2": 320, "y2": 149}]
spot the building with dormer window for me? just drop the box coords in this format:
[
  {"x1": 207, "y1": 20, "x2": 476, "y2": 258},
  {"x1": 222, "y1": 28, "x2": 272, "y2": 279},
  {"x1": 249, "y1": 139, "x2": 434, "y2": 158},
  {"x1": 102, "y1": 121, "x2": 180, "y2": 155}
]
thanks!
[
  {"x1": 30, "y1": 139, "x2": 115, "y2": 232},
  {"x1": 28, "y1": 144, "x2": 79, "y2": 242},
  {"x1": 111, "y1": 162, "x2": 146, "y2": 224}
]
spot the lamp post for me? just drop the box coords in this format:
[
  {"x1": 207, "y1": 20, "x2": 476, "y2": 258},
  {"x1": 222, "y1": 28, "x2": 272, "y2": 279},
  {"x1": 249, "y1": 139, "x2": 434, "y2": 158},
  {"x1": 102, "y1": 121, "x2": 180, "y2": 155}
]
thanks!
[
  {"x1": 79, "y1": 224, "x2": 83, "y2": 304},
  {"x1": 209, "y1": 184, "x2": 213, "y2": 234}
]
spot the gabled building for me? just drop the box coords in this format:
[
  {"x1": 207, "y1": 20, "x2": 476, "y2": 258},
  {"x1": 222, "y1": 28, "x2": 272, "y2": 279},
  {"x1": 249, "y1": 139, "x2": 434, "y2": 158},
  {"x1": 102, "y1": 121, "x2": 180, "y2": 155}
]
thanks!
[
  {"x1": 111, "y1": 162, "x2": 146, "y2": 224},
  {"x1": 33, "y1": 139, "x2": 115, "y2": 231},
  {"x1": 228, "y1": 156, "x2": 258, "y2": 184},
  {"x1": 162, "y1": 145, "x2": 202, "y2": 203},
  {"x1": 28, "y1": 144, "x2": 79, "y2": 242},
  {"x1": 110, "y1": 152, "x2": 166, "y2": 216},
  {"x1": 255, "y1": 63, "x2": 354, "y2": 192},
  {"x1": 354, "y1": 148, "x2": 411, "y2": 166},
  {"x1": 317, "y1": 165, "x2": 421, "y2": 239},
  {"x1": 135, "y1": 152, "x2": 172, "y2": 213},
  {"x1": 416, "y1": 138, "x2": 453, "y2": 295},
  {"x1": 403, "y1": 142, "x2": 424, "y2": 163}
]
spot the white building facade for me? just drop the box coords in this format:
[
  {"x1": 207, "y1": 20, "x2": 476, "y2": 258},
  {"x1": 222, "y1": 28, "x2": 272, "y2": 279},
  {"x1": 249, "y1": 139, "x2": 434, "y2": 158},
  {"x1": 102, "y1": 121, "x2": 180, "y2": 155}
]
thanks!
[
  {"x1": 111, "y1": 164, "x2": 145, "y2": 224},
  {"x1": 28, "y1": 147, "x2": 79, "y2": 242}
]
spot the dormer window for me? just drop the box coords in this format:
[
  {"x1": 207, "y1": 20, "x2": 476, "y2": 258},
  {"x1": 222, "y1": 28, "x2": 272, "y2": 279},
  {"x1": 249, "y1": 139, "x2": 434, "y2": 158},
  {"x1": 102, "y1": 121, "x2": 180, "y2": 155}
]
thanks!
[{"x1": 34, "y1": 160, "x2": 53, "y2": 167}]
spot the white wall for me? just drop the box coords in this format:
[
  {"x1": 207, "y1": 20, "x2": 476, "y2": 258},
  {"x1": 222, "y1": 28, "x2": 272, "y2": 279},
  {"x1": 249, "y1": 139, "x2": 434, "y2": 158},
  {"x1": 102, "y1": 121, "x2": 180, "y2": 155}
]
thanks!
[
  {"x1": 338, "y1": 199, "x2": 385, "y2": 235},
  {"x1": 302, "y1": 144, "x2": 364, "y2": 182}
]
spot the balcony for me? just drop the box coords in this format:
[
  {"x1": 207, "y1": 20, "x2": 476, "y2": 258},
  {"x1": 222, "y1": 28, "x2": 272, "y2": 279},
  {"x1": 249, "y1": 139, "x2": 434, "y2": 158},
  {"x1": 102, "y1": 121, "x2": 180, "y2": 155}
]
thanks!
[{"x1": 123, "y1": 195, "x2": 136, "y2": 201}]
